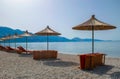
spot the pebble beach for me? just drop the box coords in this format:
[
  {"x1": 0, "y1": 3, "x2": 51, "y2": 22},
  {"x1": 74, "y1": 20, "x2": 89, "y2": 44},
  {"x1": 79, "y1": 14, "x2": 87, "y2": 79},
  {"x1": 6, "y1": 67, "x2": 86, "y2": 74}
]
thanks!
[{"x1": 0, "y1": 51, "x2": 120, "y2": 79}]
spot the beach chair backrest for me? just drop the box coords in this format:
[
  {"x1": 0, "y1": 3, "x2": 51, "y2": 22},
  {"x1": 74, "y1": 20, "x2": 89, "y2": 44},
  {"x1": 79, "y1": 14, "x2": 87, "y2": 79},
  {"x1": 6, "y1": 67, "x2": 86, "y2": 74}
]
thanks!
[{"x1": 17, "y1": 46, "x2": 26, "y2": 51}]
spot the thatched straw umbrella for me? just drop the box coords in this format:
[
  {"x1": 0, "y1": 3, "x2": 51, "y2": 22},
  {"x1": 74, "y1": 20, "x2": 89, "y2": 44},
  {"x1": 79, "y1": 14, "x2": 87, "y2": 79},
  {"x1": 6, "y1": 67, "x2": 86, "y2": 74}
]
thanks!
[
  {"x1": 12, "y1": 33, "x2": 20, "y2": 49},
  {"x1": 19, "y1": 30, "x2": 33, "y2": 53},
  {"x1": 1, "y1": 36, "x2": 9, "y2": 46},
  {"x1": 72, "y1": 15, "x2": 116, "y2": 53},
  {"x1": 35, "y1": 26, "x2": 61, "y2": 50}
]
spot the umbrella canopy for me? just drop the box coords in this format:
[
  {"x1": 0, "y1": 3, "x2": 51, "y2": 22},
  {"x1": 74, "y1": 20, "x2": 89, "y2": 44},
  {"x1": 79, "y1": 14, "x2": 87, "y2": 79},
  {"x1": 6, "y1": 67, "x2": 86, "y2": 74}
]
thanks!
[
  {"x1": 1, "y1": 37, "x2": 7, "y2": 40},
  {"x1": 35, "y1": 26, "x2": 61, "y2": 50},
  {"x1": 20, "y1": 30, "x2": 33, "y2": 37},
  {"x1": 19, "y1": 30, "x2": 33, "y2": 53},
  {"x1": 35, "y1": 26, "x2": 61, "y2": 35},
  {"x1": 72, "y1": 15, "x2": 116, "y2": 53},
  {"x1": 72, "y1": 15, "x2": 116, "y2": 30},
  {"x1": 12, "y1": 33, "x2": 20, "y2": 39}
]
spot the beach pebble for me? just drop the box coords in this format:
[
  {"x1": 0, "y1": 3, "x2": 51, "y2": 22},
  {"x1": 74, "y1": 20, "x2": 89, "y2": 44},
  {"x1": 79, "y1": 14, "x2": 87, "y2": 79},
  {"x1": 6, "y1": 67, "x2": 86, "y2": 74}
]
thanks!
[{"x1": 0, "y1": 51, "x2": 120, "y2": 79}]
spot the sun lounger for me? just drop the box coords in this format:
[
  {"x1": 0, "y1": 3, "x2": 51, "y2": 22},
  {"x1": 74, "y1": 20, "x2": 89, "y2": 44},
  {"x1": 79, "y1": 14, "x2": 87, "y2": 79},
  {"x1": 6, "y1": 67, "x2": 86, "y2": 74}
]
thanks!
[
  {"x1": 6, "y1": 46, "x2": 15, "y2": 50},
  {"x1": 0, "y1": 45, "x2": 7, "y2": 51},
  {"x1": 5, "y1": 46, "x2": 20, "y2": 53},
  {"x1": 17, "y1": 46, "x2": 33, "y2": 54},
  {"x1": 0, "y1": 46, "x2": 14, "y2": 52}
]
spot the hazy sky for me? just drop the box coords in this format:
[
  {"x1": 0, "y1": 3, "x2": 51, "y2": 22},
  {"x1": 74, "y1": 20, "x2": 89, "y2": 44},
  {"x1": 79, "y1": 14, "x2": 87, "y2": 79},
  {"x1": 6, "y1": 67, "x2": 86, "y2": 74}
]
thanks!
[{"x1": 0, "y1": 0, "x2": 120, "y2": 40}]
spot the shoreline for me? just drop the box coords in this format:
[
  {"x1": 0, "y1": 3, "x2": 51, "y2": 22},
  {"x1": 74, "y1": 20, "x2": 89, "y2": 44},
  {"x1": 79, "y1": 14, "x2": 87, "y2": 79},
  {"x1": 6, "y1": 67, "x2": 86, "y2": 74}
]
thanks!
[
  {"x1": 59, "y1": 52, "x2": 120, "y2": 58},
  {"x1": 0, "y1": 51, "x2": 120, "y2": 79}
]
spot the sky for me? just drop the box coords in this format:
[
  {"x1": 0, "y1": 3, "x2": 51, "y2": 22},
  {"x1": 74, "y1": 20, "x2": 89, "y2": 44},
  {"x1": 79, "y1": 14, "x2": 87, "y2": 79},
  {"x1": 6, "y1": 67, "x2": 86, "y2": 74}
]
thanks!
[{"x1": 0, "y1": 0, "x2": 120, "y2": 40}]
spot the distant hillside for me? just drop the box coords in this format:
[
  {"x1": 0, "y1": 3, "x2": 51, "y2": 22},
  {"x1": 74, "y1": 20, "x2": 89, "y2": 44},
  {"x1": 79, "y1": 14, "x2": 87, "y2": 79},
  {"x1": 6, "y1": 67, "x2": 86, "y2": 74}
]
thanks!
[
  {"x1": 0, "y1": 26, "x2": 105, "y2": 42},
  {"x1": 70, "y1": 37, "x2": 103, "y2": 42},
  {"x1": 0, "y1": 26, "x2": 24, "y2": 37}
]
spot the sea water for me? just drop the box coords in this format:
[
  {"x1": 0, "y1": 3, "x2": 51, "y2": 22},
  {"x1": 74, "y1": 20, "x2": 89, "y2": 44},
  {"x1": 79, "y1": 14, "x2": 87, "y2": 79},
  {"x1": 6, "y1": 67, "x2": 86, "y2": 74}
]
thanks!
[{"x1": 2, "y1": 41, "x2": 120, "y2": 58}]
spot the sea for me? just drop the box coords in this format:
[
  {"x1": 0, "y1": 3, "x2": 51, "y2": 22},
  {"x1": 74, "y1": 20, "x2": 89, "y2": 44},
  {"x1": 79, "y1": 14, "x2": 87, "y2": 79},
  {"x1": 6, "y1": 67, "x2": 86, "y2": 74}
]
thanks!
[{"x1": 1, "y1": 41, "x2": 120, "y2": 58}]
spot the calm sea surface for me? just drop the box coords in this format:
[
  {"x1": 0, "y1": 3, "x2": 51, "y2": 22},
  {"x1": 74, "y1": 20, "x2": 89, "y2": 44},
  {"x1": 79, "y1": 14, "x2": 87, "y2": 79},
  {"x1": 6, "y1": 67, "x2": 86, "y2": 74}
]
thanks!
[{"x1": 2, "y1": 41, "x2": 120, "y2": 58}]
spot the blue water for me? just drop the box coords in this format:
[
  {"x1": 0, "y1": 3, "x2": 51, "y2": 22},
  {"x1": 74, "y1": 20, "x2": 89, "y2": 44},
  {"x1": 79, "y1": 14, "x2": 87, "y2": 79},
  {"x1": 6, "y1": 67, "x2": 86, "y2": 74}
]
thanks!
[{"x1": 1, "y1": 42, "x2": 120, "y2": 58}]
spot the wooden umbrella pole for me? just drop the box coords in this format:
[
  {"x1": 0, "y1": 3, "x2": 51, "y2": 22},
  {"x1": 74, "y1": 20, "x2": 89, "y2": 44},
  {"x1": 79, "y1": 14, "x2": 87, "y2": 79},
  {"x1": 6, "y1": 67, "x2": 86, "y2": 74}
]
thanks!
[
  {"x1": 0, "y1": 41, "x2": 2, "y2": 45},
  {"x1": 26, "y1": 37, "x2": 27, "y2": 54},
  {"x1": 9, "y1": 39, "x2": 10, "y2": 47},
  {"x1": 47, "y1": 34, "x2": 49, "y2": 51},
  {"x1": 91, "y1": 19, "x2": 95, "y2": 54},
  {"x1": 92, "y1": 26, "x2": 94, "y2": 54},
  {"x1": 4, "y1": 40, "x2": 5, "y2": 47},
  {"x1": 15, "y1": 39, "x2": 16, "y2": 49}
]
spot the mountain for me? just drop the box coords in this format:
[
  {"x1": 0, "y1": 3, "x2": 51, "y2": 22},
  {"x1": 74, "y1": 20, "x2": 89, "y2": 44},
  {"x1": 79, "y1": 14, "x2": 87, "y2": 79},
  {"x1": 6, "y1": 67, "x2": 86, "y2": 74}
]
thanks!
[
  {"x1": 0, "y1": 26, "x2": 24, "y2": 37},
  {"x1": 70, "y1": 37, "x2": 103, "y2": 42},
  {"x1": 71, "y1": 37, "x2": 81, "y2": 41},
  {"x1": 0, "y1": 26, "x2": 105, "y2": 42},
  {"x1": 0, "y1": 26, "x2": 70, "y2": 42}
]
